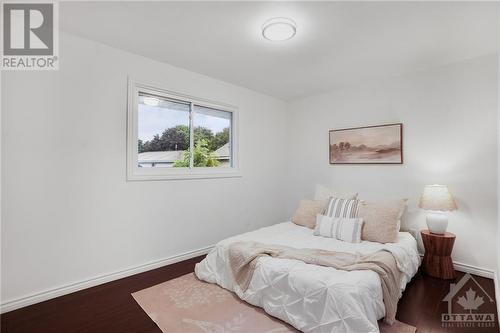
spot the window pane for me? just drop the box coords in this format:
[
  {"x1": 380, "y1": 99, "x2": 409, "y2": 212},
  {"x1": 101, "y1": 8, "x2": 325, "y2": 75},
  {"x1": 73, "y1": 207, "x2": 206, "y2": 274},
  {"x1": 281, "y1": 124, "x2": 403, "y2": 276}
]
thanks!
[
  {"x1": 192, "y1": 105, "x2": 232, "y2": 168},
  {"x1": 137, "y1": 93, "x2": 190, "y2": 168}
]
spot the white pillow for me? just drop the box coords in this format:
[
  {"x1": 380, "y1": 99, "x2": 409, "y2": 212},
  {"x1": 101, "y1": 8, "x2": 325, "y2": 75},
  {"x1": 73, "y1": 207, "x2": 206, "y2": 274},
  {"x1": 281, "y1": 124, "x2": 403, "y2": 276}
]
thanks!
[
  {"x1": 313, "y1": 184, "x2": 358, "y2": 201},
  {"x1": 314, "y1": 214, "x2": 364, "y2": 243},
  {"x1": 397, "y1": 199, "x2": 408, "y2": 230}
]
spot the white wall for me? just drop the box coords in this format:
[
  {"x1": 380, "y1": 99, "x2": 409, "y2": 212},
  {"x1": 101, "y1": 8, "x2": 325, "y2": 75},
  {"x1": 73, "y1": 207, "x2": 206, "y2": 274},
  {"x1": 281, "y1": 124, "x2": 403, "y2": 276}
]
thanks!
[
  {"x1": 1, "y1": 33, "x2": 288, "y2": 307},
  {"x1": 286, "y1": 55, "x2": 498, "y2": 272}
]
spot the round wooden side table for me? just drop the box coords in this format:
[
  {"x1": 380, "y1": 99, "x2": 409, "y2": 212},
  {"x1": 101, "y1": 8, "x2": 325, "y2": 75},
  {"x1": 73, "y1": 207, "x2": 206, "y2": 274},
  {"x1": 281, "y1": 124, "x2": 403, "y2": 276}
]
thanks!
[{"x1": 421, "y1": 230, "x2": 456, "y2": 279}]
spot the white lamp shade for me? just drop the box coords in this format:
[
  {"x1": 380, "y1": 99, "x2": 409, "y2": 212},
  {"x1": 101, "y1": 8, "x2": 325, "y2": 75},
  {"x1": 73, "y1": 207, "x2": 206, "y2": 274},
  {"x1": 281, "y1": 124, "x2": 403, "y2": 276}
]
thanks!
[{"x1": 419, "y1": 184, "x2": 458, "y2": 211}]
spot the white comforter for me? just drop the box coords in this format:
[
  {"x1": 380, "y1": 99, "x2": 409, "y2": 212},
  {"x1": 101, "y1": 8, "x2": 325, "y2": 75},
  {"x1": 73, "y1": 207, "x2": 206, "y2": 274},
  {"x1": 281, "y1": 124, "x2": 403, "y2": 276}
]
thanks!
[{"x1": 195, "y1": 222, "x2": 420, "y2": 333}]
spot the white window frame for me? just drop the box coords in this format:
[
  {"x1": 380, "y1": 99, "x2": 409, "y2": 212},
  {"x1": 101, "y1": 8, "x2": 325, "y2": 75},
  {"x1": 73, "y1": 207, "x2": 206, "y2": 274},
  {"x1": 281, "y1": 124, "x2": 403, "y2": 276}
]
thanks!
[{"x1": 127, "y1": 79, "x2": 240, "y2": 181}]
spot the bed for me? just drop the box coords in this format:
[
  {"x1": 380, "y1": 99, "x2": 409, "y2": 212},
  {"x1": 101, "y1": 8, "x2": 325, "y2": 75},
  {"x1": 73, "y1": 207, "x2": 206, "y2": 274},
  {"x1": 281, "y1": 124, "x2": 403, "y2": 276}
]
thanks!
[{"x1": 195, "y1": 221, "x2": 420, "y2": 333}]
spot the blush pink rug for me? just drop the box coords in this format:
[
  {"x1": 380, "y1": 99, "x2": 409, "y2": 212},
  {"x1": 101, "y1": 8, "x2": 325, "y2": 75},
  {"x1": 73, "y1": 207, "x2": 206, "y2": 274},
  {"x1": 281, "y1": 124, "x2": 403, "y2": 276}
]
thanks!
[{"x1": 132, "y1": 273, "x2": 416, "y2": 333}]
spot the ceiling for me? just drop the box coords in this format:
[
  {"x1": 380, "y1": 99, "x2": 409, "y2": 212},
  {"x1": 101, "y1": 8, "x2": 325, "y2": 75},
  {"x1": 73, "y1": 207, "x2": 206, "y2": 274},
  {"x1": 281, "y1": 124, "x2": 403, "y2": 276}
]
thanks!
[{"x1": 60, "y1": 1, "x2": 498, "y2": 101}]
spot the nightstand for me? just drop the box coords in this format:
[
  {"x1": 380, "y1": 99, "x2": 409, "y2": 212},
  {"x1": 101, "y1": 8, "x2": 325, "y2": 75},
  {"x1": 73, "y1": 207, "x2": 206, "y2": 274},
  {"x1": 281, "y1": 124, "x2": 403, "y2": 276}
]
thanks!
[{"x1": 421, "y1": 230, "x2": 456, "y2": 279}]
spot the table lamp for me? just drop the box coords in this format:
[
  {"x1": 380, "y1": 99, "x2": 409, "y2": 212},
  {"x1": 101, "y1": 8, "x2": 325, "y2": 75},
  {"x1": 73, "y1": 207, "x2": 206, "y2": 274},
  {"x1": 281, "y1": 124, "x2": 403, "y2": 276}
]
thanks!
[{"x1": 419, "y1": 184, "x2": 458, "y2": 234}]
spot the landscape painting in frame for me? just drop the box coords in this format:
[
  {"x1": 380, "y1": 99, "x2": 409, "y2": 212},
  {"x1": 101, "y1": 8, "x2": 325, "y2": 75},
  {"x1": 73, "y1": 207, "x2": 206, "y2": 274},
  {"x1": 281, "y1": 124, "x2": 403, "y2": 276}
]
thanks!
[{"x1": 329, "y1": 123, "x2": 403, "y2": 164}]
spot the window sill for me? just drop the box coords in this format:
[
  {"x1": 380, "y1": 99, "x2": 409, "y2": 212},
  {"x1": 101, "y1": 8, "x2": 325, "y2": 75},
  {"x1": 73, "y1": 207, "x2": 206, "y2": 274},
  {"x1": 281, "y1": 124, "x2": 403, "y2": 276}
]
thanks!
[{"x1": 127, "y1": 169, "x2": 242, "y2": 181}]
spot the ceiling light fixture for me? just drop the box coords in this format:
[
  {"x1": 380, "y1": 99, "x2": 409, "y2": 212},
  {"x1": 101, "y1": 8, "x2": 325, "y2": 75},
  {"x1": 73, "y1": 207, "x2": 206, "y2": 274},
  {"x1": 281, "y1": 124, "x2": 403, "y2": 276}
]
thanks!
[{"x1": 262, "y1": 17, "x2": 296, "y2": 42}]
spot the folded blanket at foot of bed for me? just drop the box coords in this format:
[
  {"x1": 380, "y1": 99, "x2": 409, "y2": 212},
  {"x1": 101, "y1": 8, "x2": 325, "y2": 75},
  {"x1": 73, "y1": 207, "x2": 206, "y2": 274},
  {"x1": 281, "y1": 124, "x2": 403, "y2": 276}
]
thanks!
[{"x1": 228, "y1": 241, "x2": 401, "y2": 325}]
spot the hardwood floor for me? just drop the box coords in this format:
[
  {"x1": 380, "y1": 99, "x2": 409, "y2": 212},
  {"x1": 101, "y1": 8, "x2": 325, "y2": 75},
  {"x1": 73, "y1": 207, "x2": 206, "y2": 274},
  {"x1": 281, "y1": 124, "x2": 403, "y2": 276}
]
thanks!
[
  {"x1": 1, "y1": 256, "x2": 203, "y2": 333},
  {"x1": 1, "y1": 257, "x2": 498, "y2": 333},
  {"x1": 398, "y1": 270, "x2": 498, "y2": 333}
]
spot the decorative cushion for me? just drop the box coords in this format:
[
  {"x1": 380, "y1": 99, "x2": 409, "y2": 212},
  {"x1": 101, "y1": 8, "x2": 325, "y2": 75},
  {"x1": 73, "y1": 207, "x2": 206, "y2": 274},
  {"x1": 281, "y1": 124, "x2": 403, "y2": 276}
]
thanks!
[
  {"x1": 314, "y1": 214, "x2": 364, "y2": 243},
  {"x1": 325, "y1": 197, "x2": 361, "y2": 218},
  {"x1": 358, "y1": 199, "x2": 408, "y2": 243},
  {"x1": 313, "y1": 184, "x2": 358, "y2": 201},
  {"x1": 292, "y1": 199, "x2": 328, "y2": 229}
]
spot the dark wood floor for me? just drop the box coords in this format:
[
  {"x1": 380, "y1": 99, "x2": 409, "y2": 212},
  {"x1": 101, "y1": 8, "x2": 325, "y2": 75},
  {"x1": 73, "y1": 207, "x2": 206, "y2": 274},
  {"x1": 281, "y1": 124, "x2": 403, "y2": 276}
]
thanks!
[
  {"x1": 398, "y1": 270, "x2": 498, "y2": 333},
  {"x1": 1, "y1": 256, "x2": 498, "y2": 333}
]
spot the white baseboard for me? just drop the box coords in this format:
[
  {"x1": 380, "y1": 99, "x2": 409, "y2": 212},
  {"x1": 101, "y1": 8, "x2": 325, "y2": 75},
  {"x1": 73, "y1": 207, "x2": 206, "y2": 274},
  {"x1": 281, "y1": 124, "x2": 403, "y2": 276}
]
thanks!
[
  {"x1": 453, "y1": 261, "x2": 495, "y2": 279},
  {"x1": 418, "y1": 253, "x2": 495, "y2": 279},
  {"x1": 0, "y1": 245, "x2": 213, "y2": 314},
  {"x1": 494, "y1": 271, "x2": 500, "y2": 320}
]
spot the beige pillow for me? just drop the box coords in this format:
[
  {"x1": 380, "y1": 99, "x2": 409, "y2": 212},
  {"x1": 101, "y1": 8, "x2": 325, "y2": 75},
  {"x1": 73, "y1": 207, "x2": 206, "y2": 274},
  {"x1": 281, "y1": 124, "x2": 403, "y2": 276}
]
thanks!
[
  {"x1": 292, "y1": 199, "x2": 328, "y2": 229},
  {"x1": 358, "y1": 199, "x2": 407, "y2": 243}
]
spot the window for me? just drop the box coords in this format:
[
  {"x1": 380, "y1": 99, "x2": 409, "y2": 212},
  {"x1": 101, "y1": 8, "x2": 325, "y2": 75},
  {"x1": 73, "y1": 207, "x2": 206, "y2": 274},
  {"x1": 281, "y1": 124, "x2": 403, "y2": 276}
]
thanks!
[
  {"x1": 137, "y1": 93, "x2": 190, "y2": 168},
  {"x1": 127, "y1": 80, "x2": 239, "y2": 180}
]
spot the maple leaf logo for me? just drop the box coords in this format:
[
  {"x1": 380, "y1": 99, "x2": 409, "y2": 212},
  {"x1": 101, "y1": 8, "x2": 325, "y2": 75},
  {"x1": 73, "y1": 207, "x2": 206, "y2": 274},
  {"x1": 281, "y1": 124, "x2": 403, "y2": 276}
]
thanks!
[{"x1": 457, "y1": 288, "x2": 484, "y2": 313}]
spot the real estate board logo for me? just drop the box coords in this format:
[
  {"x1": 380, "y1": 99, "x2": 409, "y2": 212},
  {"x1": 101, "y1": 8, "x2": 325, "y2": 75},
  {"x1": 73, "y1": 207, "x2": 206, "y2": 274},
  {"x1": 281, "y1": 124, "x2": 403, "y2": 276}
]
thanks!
[
  {"x1": 441, "y1": 273, "x2": 496, "y2": 329},
  {"x1": 1, "y1": 2, "x2": 58, "y2": 70}
]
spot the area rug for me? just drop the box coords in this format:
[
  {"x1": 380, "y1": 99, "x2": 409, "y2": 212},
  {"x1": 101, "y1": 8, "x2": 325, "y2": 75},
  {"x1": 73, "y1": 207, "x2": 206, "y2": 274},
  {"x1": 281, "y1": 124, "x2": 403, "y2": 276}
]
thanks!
[{"x1": 132, "y1": 273, "x2": 416, "y2": 333}]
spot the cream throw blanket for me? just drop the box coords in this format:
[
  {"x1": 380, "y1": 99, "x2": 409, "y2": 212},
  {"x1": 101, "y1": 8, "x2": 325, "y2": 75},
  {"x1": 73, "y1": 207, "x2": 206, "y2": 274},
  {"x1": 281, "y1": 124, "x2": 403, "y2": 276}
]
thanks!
[{"x1": 228, "y1": 241, "x2": 402, "y2": 325}]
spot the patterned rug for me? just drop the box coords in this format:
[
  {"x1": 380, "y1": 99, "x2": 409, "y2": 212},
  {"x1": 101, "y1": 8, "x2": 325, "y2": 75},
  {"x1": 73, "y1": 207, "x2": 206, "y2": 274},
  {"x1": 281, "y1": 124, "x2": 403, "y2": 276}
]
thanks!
[{"x1": 132, "y1": 273, "x2": 416, "y2": 333}]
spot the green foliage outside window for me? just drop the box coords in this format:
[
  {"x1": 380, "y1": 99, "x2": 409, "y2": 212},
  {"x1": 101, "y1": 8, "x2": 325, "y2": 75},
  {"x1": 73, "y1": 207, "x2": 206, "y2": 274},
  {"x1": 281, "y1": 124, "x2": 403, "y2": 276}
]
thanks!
[
  {"x1": 138, "y1": 126, "x2": 229, "y2": 153},
  {"x1": 173, "y1": 139, "x2": 220, "y2": 167}
]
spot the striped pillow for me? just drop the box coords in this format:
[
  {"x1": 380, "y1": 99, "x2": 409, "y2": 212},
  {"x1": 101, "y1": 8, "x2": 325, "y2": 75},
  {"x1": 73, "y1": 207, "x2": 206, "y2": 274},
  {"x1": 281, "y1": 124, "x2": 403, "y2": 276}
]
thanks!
[
  {"x1": 314, "y1": 214, "x2": 364, "y2": 243},
  {"x1": 325, "y1": 197, "x2": 361, "y2": 218}
]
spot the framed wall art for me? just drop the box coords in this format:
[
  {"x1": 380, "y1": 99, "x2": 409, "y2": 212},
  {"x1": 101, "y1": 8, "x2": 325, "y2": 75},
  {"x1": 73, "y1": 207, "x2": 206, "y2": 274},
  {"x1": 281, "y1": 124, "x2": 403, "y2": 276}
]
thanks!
[{"x1": 329, "y1": 123, "x2": 403, "y2": 164}]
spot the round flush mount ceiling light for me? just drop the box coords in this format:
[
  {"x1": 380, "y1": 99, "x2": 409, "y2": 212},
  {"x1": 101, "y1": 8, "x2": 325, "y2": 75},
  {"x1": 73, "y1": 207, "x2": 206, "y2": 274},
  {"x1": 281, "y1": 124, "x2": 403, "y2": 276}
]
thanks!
[{"x1": 262, "y1": 17, "x2": 296, "y2": 41}]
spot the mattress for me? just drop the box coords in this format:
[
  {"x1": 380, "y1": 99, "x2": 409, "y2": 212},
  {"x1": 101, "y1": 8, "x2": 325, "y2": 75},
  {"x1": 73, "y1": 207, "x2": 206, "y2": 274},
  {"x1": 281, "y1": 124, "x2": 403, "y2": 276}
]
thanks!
[{"x1": 195, "y1": 222, "x2": 420, "y2": 333}]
